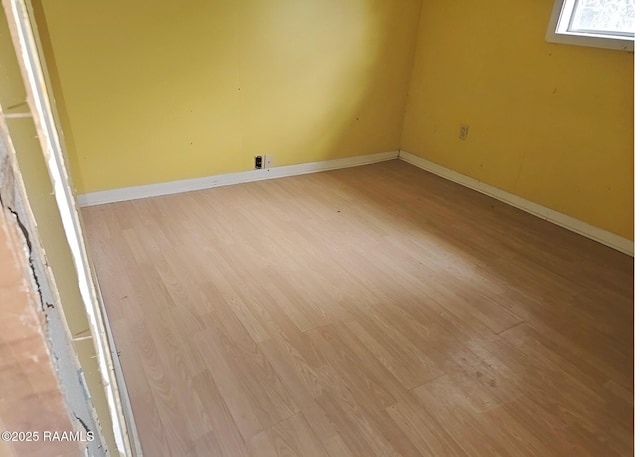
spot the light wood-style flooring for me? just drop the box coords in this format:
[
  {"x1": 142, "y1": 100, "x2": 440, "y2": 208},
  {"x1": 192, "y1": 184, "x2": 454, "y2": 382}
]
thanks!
[{"x1": 82, "y1": 160, "x2": 633, "y2": 457}]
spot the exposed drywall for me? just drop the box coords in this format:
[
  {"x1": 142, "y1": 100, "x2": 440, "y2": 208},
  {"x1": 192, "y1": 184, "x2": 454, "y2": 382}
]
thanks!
[
  {"x1": 0, "y1": 133, "x2": 108, "y2": 457},
  {"x1": 0, "y1": 176, "x2": 81, "y2": 457},
  {"x1": 5, "y1": 118, "x2": 117, "y2": 456},
  {"x1": 0, "y1": 6, "x2": 113, "y2": 456},
  {"x1": 35, "y1": 0, "x2": 422, "y2": 194},
  {"x1": 401, "y1": 0, "x2": 633, "y2": 240}
]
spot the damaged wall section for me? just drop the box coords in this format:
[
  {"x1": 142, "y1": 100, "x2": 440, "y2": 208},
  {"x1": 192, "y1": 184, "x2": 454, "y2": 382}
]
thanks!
[
  {"x1": 0, "y1": 5, "x2": 114, "y2": 456},
  {"x1": 0, "y1": 131, "x2": 107, "y2": 457}
]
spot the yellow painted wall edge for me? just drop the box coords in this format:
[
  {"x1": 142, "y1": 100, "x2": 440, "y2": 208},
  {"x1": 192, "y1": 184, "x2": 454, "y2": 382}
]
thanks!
[{"x1": 0, "y1": 3, "x2": 118, "y2": 454}]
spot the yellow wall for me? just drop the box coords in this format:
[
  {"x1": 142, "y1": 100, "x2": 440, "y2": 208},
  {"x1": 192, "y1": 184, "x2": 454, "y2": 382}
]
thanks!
[
  {"x1": 36, "y1": 0, "x2": 634, "y2": 238},
  {"x1": 37, "y1": 0, "x2": 422, "y2": 194},
  {"x1": 401, "y1": 0, "x2": 634, "y2": 240}
]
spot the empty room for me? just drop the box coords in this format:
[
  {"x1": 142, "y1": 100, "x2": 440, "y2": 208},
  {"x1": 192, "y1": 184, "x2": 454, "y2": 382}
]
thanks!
[{"x1": 0, "y1": 0, "x2": 633, "y2": 456}]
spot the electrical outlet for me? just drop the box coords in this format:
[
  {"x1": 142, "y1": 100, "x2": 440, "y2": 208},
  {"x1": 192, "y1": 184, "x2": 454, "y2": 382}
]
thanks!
[
  {"x1": 458, "y1": 124, "x2": 469, "y2": 140},
  {"x1": 265, "y1": 155, "x2": 273, "y2": 168},
  {"x1": 254, "y1": 156, "x2": 263, "y2": 169}
]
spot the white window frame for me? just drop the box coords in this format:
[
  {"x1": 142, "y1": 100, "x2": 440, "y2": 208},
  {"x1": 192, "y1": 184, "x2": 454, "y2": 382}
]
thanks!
[{"x1": 546, "y1": 0, "x2": 635, "y2": 51}]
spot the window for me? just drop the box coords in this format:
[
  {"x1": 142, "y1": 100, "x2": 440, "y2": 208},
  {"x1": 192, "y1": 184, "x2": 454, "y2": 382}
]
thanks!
[{"x1": 546, "y1": 0, "x2": 635, "y2": 51}]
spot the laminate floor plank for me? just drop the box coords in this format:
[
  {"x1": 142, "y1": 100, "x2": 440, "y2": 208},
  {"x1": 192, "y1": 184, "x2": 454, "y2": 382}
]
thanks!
[
  {"x1": 322, "y1": 434, "x2": 358, "y2": 457},
  {"x1": 82, "y1": 160, "x2": 632, "y2": 456},
  {"x1": 413, "y1": 375, "x2": 538, "y2": 457}
]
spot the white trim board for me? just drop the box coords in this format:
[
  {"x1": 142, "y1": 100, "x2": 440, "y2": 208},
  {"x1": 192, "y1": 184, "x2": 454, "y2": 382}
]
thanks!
[
  {"x1": 76, "y1": 150, "x2": 399, "y2": 207},
  {"x1": 93, "y1": 275, "x2": 144, "y2": 457},
  {"x1": 399, "y1": 150, "x2": 633, "y2": 256}
]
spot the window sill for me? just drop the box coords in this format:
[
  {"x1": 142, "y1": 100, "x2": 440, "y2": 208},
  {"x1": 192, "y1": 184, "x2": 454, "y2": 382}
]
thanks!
[{"x1": 546, "y1": 31, "x2": 634, "y2": 52}]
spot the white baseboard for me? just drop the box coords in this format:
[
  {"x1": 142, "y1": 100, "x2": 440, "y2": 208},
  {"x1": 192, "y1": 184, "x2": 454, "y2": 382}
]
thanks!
[
  {"x1": 76, "y1": 151, "x2": 400, "y2": 207},
  {"x1": 399, "y1": 150, "x2": 633, "y2": 256},
  {"x1": 77, "y1": 149, "x2": 632, "y2": 256}
]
